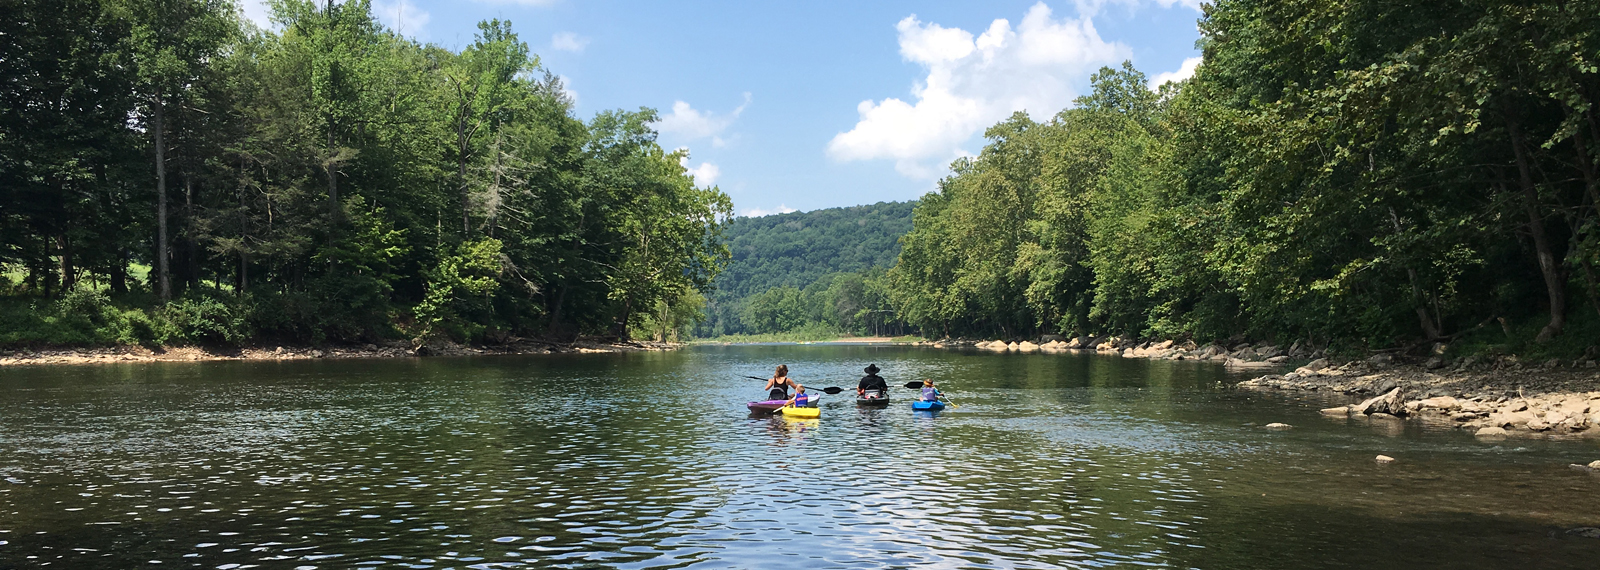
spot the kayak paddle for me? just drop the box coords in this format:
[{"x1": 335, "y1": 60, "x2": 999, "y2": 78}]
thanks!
[{"x1": 741, "y1": 376, "x2": 845, "y2": 394}]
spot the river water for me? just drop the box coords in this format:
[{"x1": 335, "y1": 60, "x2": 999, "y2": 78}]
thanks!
[{"x1": 2, "y1": 344, "x2": 1599, "y2": 569}]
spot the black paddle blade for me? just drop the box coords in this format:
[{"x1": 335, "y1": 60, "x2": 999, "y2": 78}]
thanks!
[
  {"x1": 904, "y1": 381, "x2": 925, "y2": 389},
  {"x1": 819, "y1": 386, "x2": 844, "y2": 395},
  {"x1": 744, "y1": 376, "x2": 768, "y2": 381}
]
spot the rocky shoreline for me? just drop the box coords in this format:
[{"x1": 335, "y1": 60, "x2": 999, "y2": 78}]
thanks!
[
  {"x1": 0, "y1": 338, "x2": 681, "y2": 367},
  {"x1": 918, "y1": 335, "x2": 1600, "y2": 440},
  {"x1": 1239, "y1": 356, "x2": 1600, "y2": 439},
  {"x1": 917, "y1": 335, "x2": 1305, "y2": 368}
]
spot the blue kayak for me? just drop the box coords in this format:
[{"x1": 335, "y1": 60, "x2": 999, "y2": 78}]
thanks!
[{"x1": 911, "y1": 400, "x2": 946, "y2": 411}]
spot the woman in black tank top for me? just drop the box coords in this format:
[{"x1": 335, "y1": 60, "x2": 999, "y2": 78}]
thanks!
[{"x1": 763, "y1": 364, "x2": 801, "y2": 400}]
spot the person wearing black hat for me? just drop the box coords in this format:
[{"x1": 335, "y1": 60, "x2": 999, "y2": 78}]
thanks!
[{"x1": 857, "y1": 364, "x2": 888, "y2": 400}]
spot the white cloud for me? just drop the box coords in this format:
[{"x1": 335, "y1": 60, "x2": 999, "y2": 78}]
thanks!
[
  {"x1": 1149, "y1": 56, "x2": 1201, "y2": 89},
  {"x1": 239, "y1": 0, "x2": 272, "y2": 30},
  {"x1": 551, "y1": 32, "x2": 589, "y2": 53},
  {"x1": 654, "y1": 93, "x2": 751, "y2": 147},
  {"x1": 827, "y1": 2, "x2": 1129, "y2": 178},
  {"x1": 741, "y1": 205, "x2": 798, "y2": 218},
  {"x1": 677, "y1": 153, "x2": 721, "y2": 186},
  {"x1": 372, "y1": 0, "x2": 430, "y2": 38},
  {"x1": 556, "y1": 74, "x2": 578, "y2": 104}
]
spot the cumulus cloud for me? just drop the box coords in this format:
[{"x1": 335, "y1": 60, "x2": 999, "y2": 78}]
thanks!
[
  {"x1": 556, "y1": 74, "x2": 578, "y2": 104},
  {"x1": 685, "y1": 162, "x2": 721, "y2": 186},
  {"x1": 551, "y1": 32, "x2": 589, "y2": 53},
  {"x1": 373, "y1": 0, "x2": 430, "y2": 38},
  {"x1": 1149, "y1": 56, "x2": 1201, "y2": 89},
  {"x1": 654, "y1": 93, "x2": 751, "y2": 147},
  {"x1": 827, "y1": 2, "x2": 1130, "y2": 178},
  {"x1": 741, "y1": 205, "x2": 798, "y2": 218}
]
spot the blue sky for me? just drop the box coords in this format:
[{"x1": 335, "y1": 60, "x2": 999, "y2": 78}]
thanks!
[{"x1": 242, "y1": 0, "x2": 1204, "y2": 217}]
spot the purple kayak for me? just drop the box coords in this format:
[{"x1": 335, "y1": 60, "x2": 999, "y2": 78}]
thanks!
[{"x1": 747, "y1": 399, "x2": 788, "y2": 413}]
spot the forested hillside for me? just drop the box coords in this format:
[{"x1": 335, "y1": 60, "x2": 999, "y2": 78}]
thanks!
[
  {"x1": 886, "y1": 0, "x2": 1600, "y2": 357},
  {"x1": 696, "y1": 202, "x2": 913, "y2": 337},
  {"x1": 0, "y1": 0, "x2": 729, "y2": 347}
]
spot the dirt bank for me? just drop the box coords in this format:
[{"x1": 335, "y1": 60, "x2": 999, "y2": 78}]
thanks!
[{"x1": 0, "y1": 339, "x2": 681, "y2": 367}]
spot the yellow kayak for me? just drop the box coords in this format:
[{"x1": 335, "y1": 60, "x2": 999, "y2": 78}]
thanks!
[{"x1": 779, "y1": 405, "x2": 820, "y2": 418}]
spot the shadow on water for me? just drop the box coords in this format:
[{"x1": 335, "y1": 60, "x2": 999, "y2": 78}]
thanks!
[{"x1": 0, "y1": 345, "x2": 1598, "y2": 568}]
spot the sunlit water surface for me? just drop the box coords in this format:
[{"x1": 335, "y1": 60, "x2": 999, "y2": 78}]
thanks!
[{"x1": 3, "y1": 345, "x2": 1600, "y2": 569}]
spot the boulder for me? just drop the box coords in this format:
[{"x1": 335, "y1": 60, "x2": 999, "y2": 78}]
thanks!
[
  {"x1": 1016, "y1": 341, "x2": 1040, "y2": 352},
  {"x1": 1423, "y1": 357, "x2": 1447, "y2": 370},
  {"x1": 1474, "y1": 427, "x2": 1508, "y2": 437},
  {"x1": 1151, "y1": 339, "x2": 1174, "y2": 351},
  {"x1": 1567, "y1": 527, "x2": 1600, "y2": 539},
  {"x1": 1375, "y1": 455, "x2": 1396, "y2": 463},
  {"x1": 1357, "y1": 387, "x2": 1407, "y2": 416},
  {"x1": 1304, "y1": 358, "x2": 1330, "y2": 371},
  {"x1": 1321, "y1": 406, "x2": 1353, "y2": 416},
  {"x1": 1416, "y1": 396, "x2": 1461, "y2": 411},
  {"x1": 1266, "y1": 355, "x2": 1291, "y2": 363},
  {"x1": 1264, "y1": 422, "x2": 1293, "y2": 430}
]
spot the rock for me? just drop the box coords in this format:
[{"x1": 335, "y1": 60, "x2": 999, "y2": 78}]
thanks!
[
  {"x1": 1375, "y1": 455, "x2": 1396, "y2": 463},
  {"x1": 274, "y1": 346, "x2": 285, "y2": 354},
  {"x1": 1321, "y1": 406, "x2": 1353, "y2": 416},
  {"x1": 1266, "y1": 355, "x2": 1290, "y2": 363},
  {"x1": 1423, "y1": 357, "x2": 1446, "y2": 370},
  {"x1": 1416, "y1": 396, "x2": 1461, "y2": 411},
  {"x1": 1368, "y1": 354, "x2": 1393, "y2": 366},
  {"x1": 311, "y1": 350, "x2": 326, "y2": 358},
  {"x1": 1544, "y1": 358, "x2": 1562, "y2": 369},
  {"x1": 1304, "y1": 358, "x2": 1330, "y2": 371},
  {"x1": 1565, "y1": 527, "x2": 1600, "y2": 539},
  {"x1": 1373, "y1": 378, "x2": 1398, "y2": 395},
  {"x1": 1526, "y1": 419, "x2": 1552, "y2": 431},
  {"x1": 1591, "y1": 460, "x2": 1600, "y2": 469},
  {"x1": 1007, "y1": 341, "x2": 1020, "y2": 350},
  {"x1": 1474, "y1": 427, "x2": 1508, "y2": 437},
  {"x1": 1357, "y1": 387, "x2": 1407, "y2": 416},
  {"x1": 1016, "y1": 341, "x2": 1040, "y2": 352},
  {"x1": 1039, "y1": 334, "x2": 1063, "y2": 343},
  {"x1": 1264, "y1": 422, "x2": 1293, "y2": 430}
]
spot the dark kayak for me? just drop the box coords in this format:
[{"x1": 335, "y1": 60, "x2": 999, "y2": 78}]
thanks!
[
  {"x1": 911, "y1": 400, "x2": 946, "y2": 411},
  {"x1": 856, "y1": 391, "x2": 890, "y2": 406},
  {"x1": 747, "y1": 399, "x2": 787, "y2": 413}
]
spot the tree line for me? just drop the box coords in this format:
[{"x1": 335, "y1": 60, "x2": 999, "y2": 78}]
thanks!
[
  {"x1": 0, "y1": 0, "x2": 730, "y2": 347},
  {"x1": 696, "y1": 202, "x2": 912, "y2": 338},
  {"x1": 886, "y1": 0, "x2": 1600, "y2": 355}
]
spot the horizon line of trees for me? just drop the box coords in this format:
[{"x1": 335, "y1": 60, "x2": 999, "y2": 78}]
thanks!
[{"x1": 1, "y1": 0, "x2": 730, "y2": 347}]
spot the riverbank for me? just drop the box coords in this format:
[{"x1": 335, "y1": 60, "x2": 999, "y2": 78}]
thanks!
[
  {"x1": 1238, "y1": 357, "x2": 1600, "y2": 438},
  {"x1": 0, "y1": 339, "x2": 681, "y2": 366},
  {"x1": 914, "y1": 335, "x2": 1295, "y2": 369}
]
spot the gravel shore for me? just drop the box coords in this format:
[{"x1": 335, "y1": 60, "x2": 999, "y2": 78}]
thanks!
[{"x1": 0, "y1": 339, "x2": 681, "y2": 366}]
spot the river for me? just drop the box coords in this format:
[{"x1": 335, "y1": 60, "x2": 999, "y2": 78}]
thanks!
[{"x1": 2, "y1": 344, "x2": 1598, "y2": 568}]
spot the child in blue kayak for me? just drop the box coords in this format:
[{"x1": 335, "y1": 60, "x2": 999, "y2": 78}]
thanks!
[{"x1": 920, "y1": 379, "x2": 941, "y2": 402}]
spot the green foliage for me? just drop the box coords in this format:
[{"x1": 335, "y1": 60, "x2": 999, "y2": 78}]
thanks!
[
  {"x1": 883, "y1": 0, "x2": 1600, "y2": 358},
  {"x1": 0, "y1": 0, "x2": 731, "y2": 348},
  {"x1": 701, "y1": 202, "x2": 914, "y2": 337}
]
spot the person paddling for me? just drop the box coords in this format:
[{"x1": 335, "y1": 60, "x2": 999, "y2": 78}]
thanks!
[
  {"x1": 857, "y1": 364, "x2": 888, "y2": 400},
  {"x1": 763, "y1": 364, "x2": 801, "y2": 401},
  {"x1": 919, "y1": 378, "x2": 941, "y2": 402},
  {"x1": 785, "y1": 386, "x2": 815, "y2": 408}
]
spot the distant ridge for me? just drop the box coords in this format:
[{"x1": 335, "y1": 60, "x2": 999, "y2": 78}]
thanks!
[{"x1": 700, "y1": 201, "x2": 915, "y2": 335}]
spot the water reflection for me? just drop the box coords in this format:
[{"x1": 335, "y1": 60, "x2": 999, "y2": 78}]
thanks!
[{"x1": 0, "y1": 346, "x2": 1597, "y2": 568}]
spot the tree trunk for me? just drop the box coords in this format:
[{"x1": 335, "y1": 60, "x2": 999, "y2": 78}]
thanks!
[
  {"x1": 1389, "y1": 208, "x2": 1441, "y2": 339},
  {"x1": 458, "y1": 118, "x2": 470, "y2": 236},
  {"x1": 326, "y1": 123, "x2": 339, "y2": 218},
  {"x1": 155, "y1": 92, "x2": 171, "y2": 302},
  {"x1": 110, "y1": 249, "x2": 128, "y2": 294},
  {"x1": 1507, "y1": 116, "x2": 1565, "y2": 341},
  {"x1": 57, "y1": 234, "x2": 74, "y2": 290}
]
